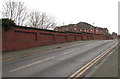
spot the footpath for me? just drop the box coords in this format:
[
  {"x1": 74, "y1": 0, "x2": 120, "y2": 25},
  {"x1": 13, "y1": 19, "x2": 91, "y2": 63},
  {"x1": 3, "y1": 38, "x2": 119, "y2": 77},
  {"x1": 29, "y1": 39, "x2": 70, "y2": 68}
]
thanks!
[
  {"x1": 2, "y1": 40, "x2": 93, "y2": 62},
  {"x1": 90, "y1": 43, "x2": 119, "y2": 77}
]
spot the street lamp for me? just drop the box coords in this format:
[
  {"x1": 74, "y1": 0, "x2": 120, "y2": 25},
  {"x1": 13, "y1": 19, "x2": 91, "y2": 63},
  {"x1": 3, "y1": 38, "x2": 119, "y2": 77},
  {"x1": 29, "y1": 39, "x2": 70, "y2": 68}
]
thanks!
[{"x1": 92, "y1": 23, "x2": 95, "y2": 40}]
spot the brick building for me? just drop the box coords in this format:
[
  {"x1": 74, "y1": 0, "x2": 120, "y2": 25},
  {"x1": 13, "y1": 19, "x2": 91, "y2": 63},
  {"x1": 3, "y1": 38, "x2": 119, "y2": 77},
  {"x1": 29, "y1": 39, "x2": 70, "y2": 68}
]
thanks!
[
  {"x1": 111, "y1": 32, "x2": 118, "y2": 38},
  {"x1": 54, "y1": 22, "x2": 109, "y2": 35}
]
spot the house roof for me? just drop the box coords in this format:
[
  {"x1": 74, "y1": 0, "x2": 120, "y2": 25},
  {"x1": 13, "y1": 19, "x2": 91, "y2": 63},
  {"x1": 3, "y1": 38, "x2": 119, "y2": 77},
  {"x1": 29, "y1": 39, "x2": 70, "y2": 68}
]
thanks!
[{"x1": 76, "y1": 22, "x2": 93, "y2": 30}]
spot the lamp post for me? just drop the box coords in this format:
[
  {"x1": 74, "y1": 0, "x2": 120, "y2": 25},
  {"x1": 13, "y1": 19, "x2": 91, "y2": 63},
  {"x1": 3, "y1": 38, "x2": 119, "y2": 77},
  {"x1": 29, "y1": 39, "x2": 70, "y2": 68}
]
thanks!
[{"x1": 92, "y1": 23, "x2": 95, "y2": 40}]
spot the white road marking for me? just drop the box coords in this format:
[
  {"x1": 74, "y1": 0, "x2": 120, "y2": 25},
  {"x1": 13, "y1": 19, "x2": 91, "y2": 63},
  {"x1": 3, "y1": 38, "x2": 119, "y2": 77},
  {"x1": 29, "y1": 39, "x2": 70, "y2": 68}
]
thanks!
[
  {"x1": 9, "y1": 46, "x2": 82, "y2": 72},
  {"x1": 9, "y1": 47, "x2": 81, "y2": 72},
  {"x1": 9, "y1": 56, "x2": 55, "y2": 72},
  {"x1": 63, "y1": 50, "x2": 76, "y2": 54},
  {"x1": 9, "y1": 41, "x2": 115, "y2": 73}
]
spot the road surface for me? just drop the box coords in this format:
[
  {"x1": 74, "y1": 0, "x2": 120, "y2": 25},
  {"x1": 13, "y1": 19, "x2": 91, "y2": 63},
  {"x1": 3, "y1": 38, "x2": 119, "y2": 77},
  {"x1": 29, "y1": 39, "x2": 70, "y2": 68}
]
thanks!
[{"x1": 3, "y1": 40, "x2": 117, "y2": 77}]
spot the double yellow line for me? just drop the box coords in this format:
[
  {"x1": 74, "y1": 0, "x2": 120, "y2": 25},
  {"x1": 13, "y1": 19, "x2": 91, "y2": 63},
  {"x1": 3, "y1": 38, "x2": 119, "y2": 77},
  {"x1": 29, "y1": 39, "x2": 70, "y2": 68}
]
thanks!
[{"x1": 68, "y1": 42, "x2": 118, "y2": 79}]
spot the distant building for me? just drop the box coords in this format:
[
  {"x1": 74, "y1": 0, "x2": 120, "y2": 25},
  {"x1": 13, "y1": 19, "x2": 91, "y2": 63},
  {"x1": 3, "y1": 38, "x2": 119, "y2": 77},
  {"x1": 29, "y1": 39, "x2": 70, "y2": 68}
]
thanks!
[
  {"x1": 111, "y1": 32, "x2": 118, "y2": 38},
  {"x1": 95, "y1": 27, "x2": 109, "y2": 35},
  {"x1": 76, "y1": 22, "x2": 94, "y2": 33},
  {"x1": 54, "y1": 22, "x2": 109, "y2": 35}
]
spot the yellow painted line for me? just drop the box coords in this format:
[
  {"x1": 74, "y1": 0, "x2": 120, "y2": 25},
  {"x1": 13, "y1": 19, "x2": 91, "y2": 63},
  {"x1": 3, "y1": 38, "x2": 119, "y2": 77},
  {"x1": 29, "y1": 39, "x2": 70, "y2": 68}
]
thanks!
[
  {"x1": 68, "y1": 42, "x2": 118, "y2": 79},
  {"x1": 0, "y1": 50, "x2": 50, "y2": 62},
  {"x1": 74, "y1": 43, "x2": 118, "y2": 78},
  {"x1": 0, "y1": 43, "x2": 83, "y2": 62},
  {"x1": 0, "y1": 58, "x2": 17, "y2": 62},
  {"x1": 68, "y1": 50, "x2": 107, "y2": 78},
  {"x1": 76, "y1": 51, "x2": 109, "y2": 77},
  {"x1": 1, "y1": 42, "x2": 86, "y2": 62},
  {"x1": 9, "y1": 56, "x2": 55, "y2": 72},
  {"x1": 75, "y1": 48, "x2": 112, "y2": 78}
]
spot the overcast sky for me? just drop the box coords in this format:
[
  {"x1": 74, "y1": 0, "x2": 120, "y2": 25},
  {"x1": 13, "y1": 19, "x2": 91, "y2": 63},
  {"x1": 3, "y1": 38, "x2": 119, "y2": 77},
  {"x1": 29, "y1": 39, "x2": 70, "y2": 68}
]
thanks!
[{"x1": 0, "y1": 0, "x2": 119, "y2": 34}]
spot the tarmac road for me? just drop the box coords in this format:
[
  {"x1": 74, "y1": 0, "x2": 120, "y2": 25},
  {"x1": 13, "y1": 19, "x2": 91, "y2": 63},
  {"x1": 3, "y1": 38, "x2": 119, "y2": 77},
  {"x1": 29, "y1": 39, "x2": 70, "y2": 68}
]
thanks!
[{"x1": 2, "y1": 40, "x2": 117, "y2": 77}]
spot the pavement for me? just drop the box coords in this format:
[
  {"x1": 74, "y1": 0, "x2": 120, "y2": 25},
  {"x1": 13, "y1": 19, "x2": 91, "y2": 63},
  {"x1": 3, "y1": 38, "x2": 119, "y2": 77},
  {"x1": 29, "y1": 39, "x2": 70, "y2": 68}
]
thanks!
[
  {"x1": 2, "y1": 40, "x2": 117, "y2": 77},
  {"x1": 88, "y1": 42, "x2": 119, "y2": 77},
  {"x1": 2, "y1": 40, "x2": 97, "y2": 61}
]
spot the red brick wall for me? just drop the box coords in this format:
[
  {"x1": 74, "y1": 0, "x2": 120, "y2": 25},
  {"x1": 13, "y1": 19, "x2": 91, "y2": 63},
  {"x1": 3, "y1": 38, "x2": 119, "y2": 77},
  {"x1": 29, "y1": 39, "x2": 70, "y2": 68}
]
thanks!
[
  {"x1": 2, "y1": 27, "x2": 109, "y2": 51},
  {"x1": 56, "y1": 35, "x2": 67, "y2": 43},
  {"x1": 67, "y1": 34, "x2": 76, "y2": 42},
  {"x1": 76, "y1": 35, "x2": 82, "y2": 40}
]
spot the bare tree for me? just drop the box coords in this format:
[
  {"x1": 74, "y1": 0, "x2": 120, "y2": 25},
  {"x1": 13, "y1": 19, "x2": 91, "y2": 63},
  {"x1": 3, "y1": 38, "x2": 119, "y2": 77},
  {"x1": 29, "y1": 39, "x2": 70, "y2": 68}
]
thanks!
[
  {"x1": 27, "y1": 10, "x2": 56, "y2": 29},
  {"x1": 27, "y1": 10, "x2": 41, "y2": 28},
  {"x1": 2, "y1": 0, "x2": 28, "y2": 26}
]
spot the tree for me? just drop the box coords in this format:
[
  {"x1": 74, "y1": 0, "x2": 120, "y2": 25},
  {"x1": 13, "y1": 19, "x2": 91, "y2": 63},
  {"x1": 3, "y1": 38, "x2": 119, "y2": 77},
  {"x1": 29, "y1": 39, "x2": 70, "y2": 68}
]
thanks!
[
  {"x1": 1, "y1": 18, "x2": 16, "y2": 31},
  {"x1": 27, "y1": 10, "x2": 56, "y2": 29},
  {"x1": 2, "y1": 0, "x2": 28, "y2": 26}
]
